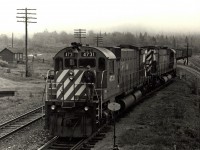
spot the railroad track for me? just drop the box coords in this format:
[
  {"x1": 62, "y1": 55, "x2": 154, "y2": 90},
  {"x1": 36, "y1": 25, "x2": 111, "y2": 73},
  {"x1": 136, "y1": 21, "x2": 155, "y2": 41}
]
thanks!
[
  {"x1": 189, "y1": 57, "x2": 200, "y2": 71},
  {"x1": 38, "y1": 137, "x2": 86, "y2": 150},
  {"x1": 177, "y1": 64, "x2": 200, "y2": 78},
  {"x1": 0, "y1": 106, "x2": 44, "y2": 140},
  {"x1": 38, "y1": 124, "x2": 108, "y2": 150}
]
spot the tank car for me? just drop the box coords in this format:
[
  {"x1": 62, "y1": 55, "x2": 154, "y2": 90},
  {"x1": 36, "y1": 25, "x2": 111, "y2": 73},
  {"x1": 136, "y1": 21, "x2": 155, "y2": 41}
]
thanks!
[{"x1": 44, "y1": 43, "x2": 176, "y2": 138}]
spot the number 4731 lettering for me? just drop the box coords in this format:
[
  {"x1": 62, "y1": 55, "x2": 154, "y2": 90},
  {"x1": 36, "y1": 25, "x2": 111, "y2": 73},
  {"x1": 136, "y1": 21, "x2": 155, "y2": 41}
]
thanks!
[{"x1": 82, "y1": 52, "x2": 96, "y2": 57}]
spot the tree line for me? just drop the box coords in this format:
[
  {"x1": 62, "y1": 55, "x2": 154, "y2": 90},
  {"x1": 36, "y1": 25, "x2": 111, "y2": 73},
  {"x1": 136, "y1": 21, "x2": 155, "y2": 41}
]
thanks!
[{"x1": 0, "y1": 30, "x2": 199, "y2": 53}]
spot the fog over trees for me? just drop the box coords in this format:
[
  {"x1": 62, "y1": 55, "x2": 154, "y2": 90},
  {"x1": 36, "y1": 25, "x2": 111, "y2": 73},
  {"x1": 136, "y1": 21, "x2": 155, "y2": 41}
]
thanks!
[{"x1": 0, "y1": 30, "x2": 199, "y2": 53}]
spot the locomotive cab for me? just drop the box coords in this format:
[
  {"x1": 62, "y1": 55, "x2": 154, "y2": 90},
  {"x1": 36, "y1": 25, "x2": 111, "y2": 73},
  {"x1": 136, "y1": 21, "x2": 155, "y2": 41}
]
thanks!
[{"x1": 50, "y1": 44, "x2": 117, "y2": 102}]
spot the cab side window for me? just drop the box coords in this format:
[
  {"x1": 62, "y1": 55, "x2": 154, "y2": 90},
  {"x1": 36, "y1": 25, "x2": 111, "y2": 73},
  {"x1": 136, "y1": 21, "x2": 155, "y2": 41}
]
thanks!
[
  {"x1": 98, "y1": 57, "x2": 105, "y2": 71},
  {"x1": 109, "y1": 60, "x2": 114, "y2": 75},
  {"x1": 55, "y1": 57, "x2": 63, "y2": 71}
]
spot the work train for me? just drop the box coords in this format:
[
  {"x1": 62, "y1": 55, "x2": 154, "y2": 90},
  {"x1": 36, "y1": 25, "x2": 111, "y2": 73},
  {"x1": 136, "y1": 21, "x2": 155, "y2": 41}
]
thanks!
[{"x1": 45, "y1": 43, "x2": 177, "y2": 138}]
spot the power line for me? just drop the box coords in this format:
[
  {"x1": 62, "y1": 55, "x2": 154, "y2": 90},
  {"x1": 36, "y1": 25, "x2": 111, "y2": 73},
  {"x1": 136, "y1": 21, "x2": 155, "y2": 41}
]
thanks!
[{"x1": 16, "y1": 8, "x2": 37, "y2": 77}]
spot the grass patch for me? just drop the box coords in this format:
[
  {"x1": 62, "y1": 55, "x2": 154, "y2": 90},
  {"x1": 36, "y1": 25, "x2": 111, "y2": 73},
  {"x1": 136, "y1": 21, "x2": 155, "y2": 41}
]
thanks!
[{"x1": 118, "y1": 80, "x2": 200, "y2": 150}]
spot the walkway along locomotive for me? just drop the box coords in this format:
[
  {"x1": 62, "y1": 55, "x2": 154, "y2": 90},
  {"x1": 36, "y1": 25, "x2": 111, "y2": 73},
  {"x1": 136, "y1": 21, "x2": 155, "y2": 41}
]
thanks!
[{"x1": 44, "y1": 43, "x2": 176, "y2": 138}]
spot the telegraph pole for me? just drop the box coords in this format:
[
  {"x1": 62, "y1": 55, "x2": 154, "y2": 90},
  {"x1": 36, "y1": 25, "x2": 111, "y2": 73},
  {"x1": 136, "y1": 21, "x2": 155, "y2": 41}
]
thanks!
[
  {"x1": 173, "y1": 36, "x2": 176, "y2": 48},
  {"x1": 16, "y1": 8, "x2": 37, "y2": 77},
  {"x1": 74, "y1": 29, "x2": 86, "y2": 44},
  {"x1": 185, "y1": 36, "x2": 189, "y2": 65},
  {"x1": 12, "y1": 33, "x2": 14, "y2": 48},
  {"x1": 94, "y1": 33, "x2": 103, "y2": 47}
]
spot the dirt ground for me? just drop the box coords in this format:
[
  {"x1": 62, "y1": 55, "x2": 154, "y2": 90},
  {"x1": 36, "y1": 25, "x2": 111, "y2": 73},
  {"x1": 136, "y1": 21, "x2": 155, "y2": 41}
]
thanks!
[
  {"x1": 0, "y1": 61, "x2": 48, "y2": 124},
  {"x1": 0, "y1": 60, "x2": 51, "y2": 150},
  {"x1": 0, "y1": 79, "x2": 45, "y2": 124},
  {"x1": 92, "y1": 79, "x2": 200, "y2": 150}
]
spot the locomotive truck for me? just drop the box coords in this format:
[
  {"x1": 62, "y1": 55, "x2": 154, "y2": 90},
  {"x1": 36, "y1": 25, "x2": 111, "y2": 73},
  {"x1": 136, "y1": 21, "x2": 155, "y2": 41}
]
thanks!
[{"x1": 44, "y1": 43, "x2": 176, "y2": 138}]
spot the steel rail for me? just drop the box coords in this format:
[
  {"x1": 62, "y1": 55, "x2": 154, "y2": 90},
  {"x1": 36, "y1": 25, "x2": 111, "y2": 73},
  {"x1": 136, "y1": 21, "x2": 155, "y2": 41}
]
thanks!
[
  {"x1": 70, "y1": 124, "x2": 108, "y2": 150},
  {"x1": 37, "y1": 136, "x2": 59, "y2": 150},
  {"x1": 0, "y1": 106, "x2": 44, "y2": 140},
  {"x1": 177, "y1": 64, "x2": 200, "y2": 77},
  {"x1": 188, "y1": 57, "x2": 200, "y2": 72},
  {"x1": 37, "y1": 124, "x2": 108, "y2": 150},
  {"x1": 38, "y1": 137, "x2": 86, "y2": 150}
]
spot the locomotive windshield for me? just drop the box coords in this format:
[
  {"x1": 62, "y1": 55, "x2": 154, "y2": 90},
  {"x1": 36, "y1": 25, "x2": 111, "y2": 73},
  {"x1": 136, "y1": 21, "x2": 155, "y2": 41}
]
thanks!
[
  {"x1": 79, "y1": 59, "x2": 96, "y2": 68},
  {"x1": 65, "y1": 58, "x2": 77, "y2": 68}
]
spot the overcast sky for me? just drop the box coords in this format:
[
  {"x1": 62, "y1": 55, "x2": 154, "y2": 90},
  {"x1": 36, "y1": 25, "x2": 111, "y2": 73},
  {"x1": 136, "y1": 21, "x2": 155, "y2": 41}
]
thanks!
[{"x1": 1, "y1": 0, "x2": 200, "y2": 37}]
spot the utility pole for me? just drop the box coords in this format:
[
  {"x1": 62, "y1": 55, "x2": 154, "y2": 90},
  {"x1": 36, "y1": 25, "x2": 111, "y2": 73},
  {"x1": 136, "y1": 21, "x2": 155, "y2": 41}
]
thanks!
[
  {"x1": 173, "y1": 36, "x2": 176, "y2": 48},
  {"x1": 94, "y1": 32, "x2": 103, "y2": 47},
  {"x1": 74, "y1": 29, "x2": 86, "y2": 44},
  {"x1": 16, "y1": 8, "x2": 37, "y2": 77},
  {"x1": 185, "y1": 36, "x2": 189, "y2": 65},
  {"x1": 12, "y1": 33, "x2": 14, "y2": 48}
]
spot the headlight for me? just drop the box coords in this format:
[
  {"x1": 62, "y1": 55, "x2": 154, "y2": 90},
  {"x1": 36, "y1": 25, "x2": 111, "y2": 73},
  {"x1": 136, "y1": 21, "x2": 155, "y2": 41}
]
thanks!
[
  {"x1": 69, "y1": 76, "x2": 74, "y2": 80},
  {"x1": 69, "y1": 70, "x2": 74, "y2": 76},
  {"x1": 84, "y1": 106, "x2": 89, "y2": 111},
  {"x1": 51, "y1": 105, "x2": 56, "y2": 110}
]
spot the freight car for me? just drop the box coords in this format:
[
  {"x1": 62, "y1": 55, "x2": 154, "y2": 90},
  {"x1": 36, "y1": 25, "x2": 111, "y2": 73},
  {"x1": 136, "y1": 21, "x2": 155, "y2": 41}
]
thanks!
[
  {"x1": 44, "y1": 43, "x2": 176, "y2": 138},
  {"x1": 176, "y1": 48, "x2": 192, "y2": 60}
]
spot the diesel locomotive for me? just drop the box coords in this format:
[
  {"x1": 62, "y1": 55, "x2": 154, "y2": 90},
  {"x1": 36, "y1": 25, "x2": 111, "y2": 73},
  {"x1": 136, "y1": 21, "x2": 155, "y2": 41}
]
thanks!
[{"x1": 44, "y1": 43, "x2": 176, "y2": 138}]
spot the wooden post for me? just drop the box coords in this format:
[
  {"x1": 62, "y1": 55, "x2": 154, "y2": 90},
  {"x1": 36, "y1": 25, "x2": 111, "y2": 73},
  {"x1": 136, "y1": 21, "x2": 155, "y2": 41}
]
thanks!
[
  {"x1": 12, "y1": 33, "x2": 14, "y2": 48},
  {"x1": 187, "y1": 41, "x2": 189, "y2": 65},
  {"x1": 25, "y1": 8, "x2": 28, "y2": 77},
  {"x1": 16, "y1": 8, "x2": 37, "y2": 77}
]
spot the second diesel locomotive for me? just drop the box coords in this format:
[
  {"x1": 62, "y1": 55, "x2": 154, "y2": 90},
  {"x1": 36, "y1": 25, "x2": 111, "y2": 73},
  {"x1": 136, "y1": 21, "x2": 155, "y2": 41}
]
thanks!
[{"x1": 44, "y1": 43, "x2": 176, "y2": 138}]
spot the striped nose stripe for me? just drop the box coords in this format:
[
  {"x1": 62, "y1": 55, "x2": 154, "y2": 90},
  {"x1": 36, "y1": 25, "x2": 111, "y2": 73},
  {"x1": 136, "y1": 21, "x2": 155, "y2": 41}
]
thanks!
[
  {"x1": 143, "y1": 49, "x2": 156, "y2": 76},
  {"x1": 56, "y1": 69, "x2": 86, "y2": 101}
]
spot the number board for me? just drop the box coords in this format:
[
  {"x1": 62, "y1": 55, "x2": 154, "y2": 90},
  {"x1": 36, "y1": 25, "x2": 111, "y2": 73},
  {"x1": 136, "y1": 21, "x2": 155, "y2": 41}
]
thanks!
[
  {"x1": 64, "y1": 52, "x2": 75, "y2": 57},
  {"x1": 81, "y1": 51, "x2": 96, "y2": 57}
]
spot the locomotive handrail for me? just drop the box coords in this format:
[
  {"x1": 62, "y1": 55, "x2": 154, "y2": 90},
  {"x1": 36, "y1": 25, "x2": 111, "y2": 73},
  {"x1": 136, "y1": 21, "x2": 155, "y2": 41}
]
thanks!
[
  {"x1": 100, "y1": 70, "x2": 106, "y2": 118},
  {"x1": 45, "y1": 70, "x2": 54, "y2": 101},
  {"x1": 61, "y1": 81, "x2": 66, "y2": 107}
]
